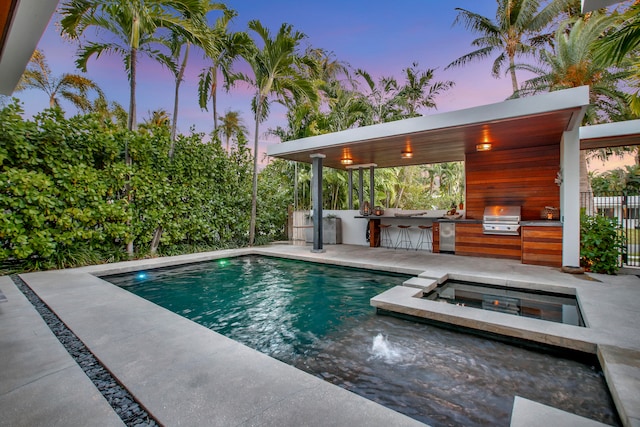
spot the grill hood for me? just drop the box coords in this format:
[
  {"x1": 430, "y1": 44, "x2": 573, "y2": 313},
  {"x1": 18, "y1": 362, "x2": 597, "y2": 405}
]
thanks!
[{"x1": 483, "y1": 205, "x2": 521, "y2": 235}]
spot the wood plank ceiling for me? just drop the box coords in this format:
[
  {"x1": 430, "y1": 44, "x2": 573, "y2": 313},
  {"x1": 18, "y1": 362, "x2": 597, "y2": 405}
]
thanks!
[{"x1": 273, "y1": 108, "x2": 582, "y2": 170}]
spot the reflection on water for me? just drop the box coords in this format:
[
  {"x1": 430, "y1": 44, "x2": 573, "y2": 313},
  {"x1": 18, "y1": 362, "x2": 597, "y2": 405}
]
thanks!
[{"x1": 106, "y1": 256, "x2": 619, "y2": 427}]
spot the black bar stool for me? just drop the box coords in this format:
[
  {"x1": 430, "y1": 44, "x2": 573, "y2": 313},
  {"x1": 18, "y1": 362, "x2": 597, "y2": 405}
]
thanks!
[
  {"x1": 395, "y1": 225, "x2": 413, "y2": 250},
  {"x1": 415, "y1": 225, "x2": 433, "y2": 252},
  {"x1": 379, "y1": 224, "x2": 393, "y2": 248}
]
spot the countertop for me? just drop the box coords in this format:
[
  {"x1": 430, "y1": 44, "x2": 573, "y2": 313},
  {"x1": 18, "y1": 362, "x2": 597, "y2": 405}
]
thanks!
[
  {"x1": 355, "y1": 216, "x2": 562, "y2": 226},
  {"x1": 520, "y1": 220, "x2": 562, "y2": 226},
  {"x1": 354, "y1": 215, "x2": 441, "y2": 219}
]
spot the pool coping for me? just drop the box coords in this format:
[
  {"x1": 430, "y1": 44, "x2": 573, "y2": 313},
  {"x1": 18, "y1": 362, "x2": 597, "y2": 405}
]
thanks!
[{"x1": 5, "y1": 244, "x2": 640, "y2": 426}]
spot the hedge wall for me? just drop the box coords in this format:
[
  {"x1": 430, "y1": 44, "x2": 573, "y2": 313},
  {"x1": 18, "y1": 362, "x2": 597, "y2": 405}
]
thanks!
[{"x1": 0, "y1": 102, "x2": 254, "y2": 271}]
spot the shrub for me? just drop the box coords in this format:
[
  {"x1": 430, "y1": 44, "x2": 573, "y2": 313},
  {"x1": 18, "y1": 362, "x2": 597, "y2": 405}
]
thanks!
[
  {"x1": 580, "y1": 213, "x2": 626, "y2": 274},
  {"x1": 0, "y1": 101, "x2": 254, "y2": 272}
]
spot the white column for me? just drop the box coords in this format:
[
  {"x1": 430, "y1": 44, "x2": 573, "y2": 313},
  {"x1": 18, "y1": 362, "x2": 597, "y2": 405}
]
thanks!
[{"x1": 561, "y1": 127, "x2": 581, "y2": 267}]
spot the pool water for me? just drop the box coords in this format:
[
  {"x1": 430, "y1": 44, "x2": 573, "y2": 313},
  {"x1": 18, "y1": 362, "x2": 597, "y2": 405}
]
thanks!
[{"x1": 105, "y1": 256, "x2": 619, "y2": 426}]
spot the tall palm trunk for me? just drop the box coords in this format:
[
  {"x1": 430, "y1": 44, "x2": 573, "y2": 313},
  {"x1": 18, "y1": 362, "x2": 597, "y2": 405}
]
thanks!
[
  {"x1": 249, "y1": 98, "x2": 262, "y2": 245},
  {"x1": 170, "y1": 43, "x2": 189, "y2": 145},
  {"x1": 129, "y1": 48, "x2": 137, "y2": 132},
  {"x1": 126, "y1": 46, "x2": 137, "y2": 257},
  {"x1": 152, "y1": 46, "x2": 190, "y2": 256},
  {"x1": 509, "y1": 55, "x2": 519, "y2": 95},
  {"x1": 212, "y1": 70, "x2": 219, "y2": 131}
]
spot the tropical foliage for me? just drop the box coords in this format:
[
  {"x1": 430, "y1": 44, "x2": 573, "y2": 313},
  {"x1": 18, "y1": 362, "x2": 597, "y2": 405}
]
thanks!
[
  {"x1": 447, "y1": 0, "x2": 571, "y2": 95},
  {"x1": 0, "y1": 101, "x2": 252, "y2": 271},
  {"x1": 516, "y1": 12, "x2": 632, "y2": 123},
  {"x1": 15, "y1": 50, "x2": 104, "y2": 112}
]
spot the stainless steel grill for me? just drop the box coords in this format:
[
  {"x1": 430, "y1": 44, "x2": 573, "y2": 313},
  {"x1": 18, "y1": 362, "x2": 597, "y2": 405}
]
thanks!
[{"x1": 483, "y1": 205, "x2": 521, "y2": 235}]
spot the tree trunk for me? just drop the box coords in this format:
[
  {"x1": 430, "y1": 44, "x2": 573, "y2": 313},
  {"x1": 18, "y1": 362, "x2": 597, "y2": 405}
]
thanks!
[
  {"x1": 509, "y1": 55, "x2": 519, "y2": 96},
  {"x1": 150, "y1": 226, "x2": 163, "y2": 256},
  {"x1": 154, "y1": 46, "x2": 189, "y2": 256},
  {"x1": 212, "y1": 68, "x2": 219, "y2": 132},
  {"x1": 126, "y1": 47, "x2": 138, "y2": 258},
  {"x1": 170, "y1": 44, "x2": 189, "y2": 145},
  {"x1": 249, "y1": 99, "x2": 262, "y2": 246}
]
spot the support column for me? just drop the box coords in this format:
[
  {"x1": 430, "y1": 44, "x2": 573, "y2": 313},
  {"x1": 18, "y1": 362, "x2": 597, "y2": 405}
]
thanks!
[
  {"x1": 358, "y1": 169, "x2": 364, "y2": 211},
  {"x1": 310, "y1": 154, "x2": 325, "y2": 253},
  {"x1": 369, "y1": 166, "x2": 375, "y2": 209},
  {"x1": 560, "y1": 127, "x2": 580, "y2": 267},
  {"x1": 348, "y1": 169, "x2": 353, "y2": 210}
]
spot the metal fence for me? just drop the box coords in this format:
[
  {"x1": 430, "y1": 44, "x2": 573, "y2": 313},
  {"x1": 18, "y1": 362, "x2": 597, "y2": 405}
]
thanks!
[{"x1": 581, "y1": 192, "x2": 640, "y2": 267}]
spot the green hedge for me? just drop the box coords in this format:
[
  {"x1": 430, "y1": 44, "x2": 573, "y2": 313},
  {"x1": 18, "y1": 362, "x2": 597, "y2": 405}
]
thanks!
[{"x1": 0, "y1": 101, "x2": 254, "y2": 271}]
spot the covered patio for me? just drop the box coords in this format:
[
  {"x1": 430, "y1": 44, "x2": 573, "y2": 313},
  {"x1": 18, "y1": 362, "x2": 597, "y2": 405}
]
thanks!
[
  {"x1": 268, "y1": 86, "x2": 591, "y2": 267},
  {"x1": 268, "y1": 86, "x2": 640, "y2": 267}
]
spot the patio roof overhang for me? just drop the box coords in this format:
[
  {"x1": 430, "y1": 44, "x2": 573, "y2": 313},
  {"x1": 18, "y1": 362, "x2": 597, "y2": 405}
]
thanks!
[
  {"x1": 0, "y1": 0, "x2": 59, "y2": 95},
  {"x1": 267, "y1": 86, "x2": 590, "y2": 170},
  {"x1": 579, "y1": 119, "x2": 640, "y2": 151}
]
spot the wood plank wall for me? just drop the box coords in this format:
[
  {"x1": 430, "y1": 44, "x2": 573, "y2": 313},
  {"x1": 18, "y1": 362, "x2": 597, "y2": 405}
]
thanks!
[
  {"x1": 521, "y1": 226, "x2": 563, "y2": 267},
  {"x1": 465, "y1": 145, "x2": 560, "y2": 220}
]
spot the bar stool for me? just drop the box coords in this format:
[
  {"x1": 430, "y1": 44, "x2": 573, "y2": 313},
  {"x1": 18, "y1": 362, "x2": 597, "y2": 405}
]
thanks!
[
  {"x1": 415, "y1": 225, "x2": 433, "y2": 252},
  {"x1": 379, "y1": 224, "x2": 393, "y2": 248},
  {"x1": 395, "y1": 225, "x2": 413, "y2": 250}
]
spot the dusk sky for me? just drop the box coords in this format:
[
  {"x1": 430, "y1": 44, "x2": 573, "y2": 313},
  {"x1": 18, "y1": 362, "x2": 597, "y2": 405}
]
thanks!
[{"x1": 13, "y1": 1, "x2": 634, "y2": 170}]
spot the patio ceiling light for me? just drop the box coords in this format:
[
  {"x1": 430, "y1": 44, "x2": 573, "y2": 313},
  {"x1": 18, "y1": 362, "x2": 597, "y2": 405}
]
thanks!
[
  {"x1": 341, "y1": 158, "x2": 354, "y2": 165},
  {"x1": 476, "y1": 143, "x2": 492, "y2": 152},
  {"x1": 401, "y1": 150, "x2": 413, "y2": 159}
]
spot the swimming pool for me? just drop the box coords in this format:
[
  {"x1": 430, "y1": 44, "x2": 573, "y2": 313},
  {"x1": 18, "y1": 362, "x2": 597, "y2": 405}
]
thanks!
[{"x1": 105, "y1": 255, "x2": 619, "y2": 426}]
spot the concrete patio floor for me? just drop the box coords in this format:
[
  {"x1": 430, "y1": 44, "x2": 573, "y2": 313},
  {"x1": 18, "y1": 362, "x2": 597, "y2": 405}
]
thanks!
[{"x1": 1, "y1": 243, "x2": 639, "y2": 426}]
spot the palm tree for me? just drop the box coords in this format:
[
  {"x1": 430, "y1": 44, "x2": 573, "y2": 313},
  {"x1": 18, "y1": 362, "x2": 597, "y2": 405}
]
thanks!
[
  {"x1": 447, "y1": 0, "x2": 571, "y2": 95},
  {"x1": 353, "y1": 69, "x2": 401, "y2": 124},
  {"x1": 60, "y1": 0, "x2": 205, "y2": 132},
  {"x1": 88, "y1": 94, "x2": 128, "y2": 126},
  {"x1": 595, "y1": 2, "x2": 640, "y2": 65},
  {"x1": 61, "y1": 0, "x2": 209, "y2": 256},
  {"x1": 217, "y1": 110, "x2": 248, "y2": 151},
  {"x1": 517, "y1": 14, "x2": 630, "y2": 123},
  {"x1": 237, "y1": 20, "x2": 319, "y2": 245},
  {"x1": 139, "y1": 108, "x2": 171, "y2": 133},
  {"x1": 517, "y1": 13, "x2": 632, "y2": 198},
  {"x1": 197, "y1": 11, "x2": 247, "y2": 132},
  {"x1": 396, "y1": 62, "x2": 455, "y2": 117},
  {"x1": 15, "y1": 49, "x2": 104, "y2": 112},
  {"x1": 595, "y1": 2, "x2": 640, "y2": 115},
  {"x1": 162, "y1": 2, "x2": 226, "y2": 145}
]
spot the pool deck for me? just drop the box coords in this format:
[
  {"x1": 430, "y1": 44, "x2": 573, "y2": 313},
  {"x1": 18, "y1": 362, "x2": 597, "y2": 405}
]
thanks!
[{"x1": 1, "y1": 243, "x2": 639, "y2": 426}]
